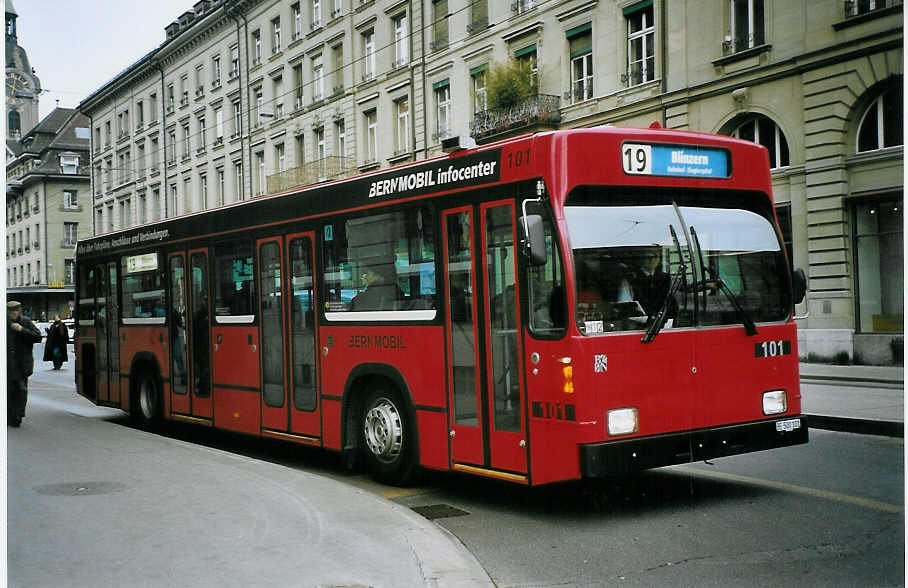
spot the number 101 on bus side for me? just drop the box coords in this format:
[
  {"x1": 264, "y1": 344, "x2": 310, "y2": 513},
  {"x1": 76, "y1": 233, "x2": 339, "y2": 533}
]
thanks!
[{"x1": 74, "y1": 126, "x2": 807, "y2": 487}]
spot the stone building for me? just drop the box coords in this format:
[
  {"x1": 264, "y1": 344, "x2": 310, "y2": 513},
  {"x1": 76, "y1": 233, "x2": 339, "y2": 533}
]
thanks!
[
  {"x1": 78, "y1": 0, "x2": 903, "y2": 363},
  {"x1": 6, "y1": 108, "x2": 92, "y2": 320},
  {"x1": 5, "y1": 0, "x2": 41, "y2": 139}
]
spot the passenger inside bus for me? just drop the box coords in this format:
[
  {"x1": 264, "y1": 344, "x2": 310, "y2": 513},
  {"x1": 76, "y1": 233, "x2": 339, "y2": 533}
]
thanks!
[{"x1": 351, "y1": 264, "x2": 404, "y2": 311}]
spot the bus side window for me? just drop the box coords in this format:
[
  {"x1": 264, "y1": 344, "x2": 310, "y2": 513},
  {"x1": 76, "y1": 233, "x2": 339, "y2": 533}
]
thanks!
[
  {"x1": 214, "y1": 240, "x2": 255, "y2": 322},
  {"x1": 527, "y1": 211, "x2": 567, "y2": 335}
]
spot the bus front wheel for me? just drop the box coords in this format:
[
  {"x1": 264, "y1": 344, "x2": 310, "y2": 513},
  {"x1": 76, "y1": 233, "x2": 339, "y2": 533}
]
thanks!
[{"x1": 361, "y1": 386, "x2": 416, "y2": 486}]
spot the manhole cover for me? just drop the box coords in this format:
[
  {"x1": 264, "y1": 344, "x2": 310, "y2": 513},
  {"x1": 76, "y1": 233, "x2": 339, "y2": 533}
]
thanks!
[
  {"x1": 410, "y1": 504, "x2": 470, "y2": 520},
  {"x1": 34, "y1": 481, "x2": 127, "y2": 496}
]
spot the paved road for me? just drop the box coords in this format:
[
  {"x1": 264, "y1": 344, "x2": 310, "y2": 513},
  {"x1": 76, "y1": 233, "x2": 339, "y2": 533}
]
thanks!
[{"x1": 19, "y1": 350, "x2": 905, "y2": 587}]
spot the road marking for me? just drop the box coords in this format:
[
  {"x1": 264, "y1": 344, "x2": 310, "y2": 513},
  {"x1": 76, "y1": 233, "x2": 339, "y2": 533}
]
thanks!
[
  {"x1": 381, "y1": 487, "x2": 435, "y2": 499},
  {"x1": 686, "y1": 467, "x2": 903, "y2": 514}
]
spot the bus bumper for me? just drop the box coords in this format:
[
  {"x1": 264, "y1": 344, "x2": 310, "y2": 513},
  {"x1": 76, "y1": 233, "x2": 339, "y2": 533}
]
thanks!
[{"x1": 580, "y1": 416, "x2": 808, "y2": 478}]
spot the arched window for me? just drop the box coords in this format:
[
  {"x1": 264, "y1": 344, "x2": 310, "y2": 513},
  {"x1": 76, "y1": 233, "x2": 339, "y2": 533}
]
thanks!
[
  {"x1": 730, "y1": 114, "x2": 789, "y2": 169},
  {"x1": 857, "y1": 86, "x2": 903, "y2": 152},
  {"x1": 8, "y1": 110, "x2": 20, "y2": 135}
]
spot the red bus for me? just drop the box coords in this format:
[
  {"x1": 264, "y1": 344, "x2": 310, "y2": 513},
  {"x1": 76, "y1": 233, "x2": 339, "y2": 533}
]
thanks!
[{"x1": 75, "y1": 126, "x2": 808, "y2": 486}]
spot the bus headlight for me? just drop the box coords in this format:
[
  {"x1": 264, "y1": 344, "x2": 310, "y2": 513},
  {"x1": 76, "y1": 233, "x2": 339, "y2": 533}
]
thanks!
[
  {"x1": 762, "y1": 390, "x2": 787, "y2": 415},
  {"x1": 607, "y1": 407, "x2": 639, "y2": 436}
]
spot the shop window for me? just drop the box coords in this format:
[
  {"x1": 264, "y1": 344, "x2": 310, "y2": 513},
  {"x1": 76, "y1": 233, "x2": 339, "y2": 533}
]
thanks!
[{"x1": 854, "y1": 198, "x2": 903, "y2": 333}]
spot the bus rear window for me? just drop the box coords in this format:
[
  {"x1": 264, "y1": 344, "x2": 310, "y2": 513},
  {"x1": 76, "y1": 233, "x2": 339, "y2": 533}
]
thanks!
[
  {"x1": 323, "y1": 207, "x2": 436, "y2": 320},
  {"x1": 121, "y1": 253, "x2": 165, "y2": 322},
  {"x1": 214, "y1": 241, "x2": 255, "y2": 323}
]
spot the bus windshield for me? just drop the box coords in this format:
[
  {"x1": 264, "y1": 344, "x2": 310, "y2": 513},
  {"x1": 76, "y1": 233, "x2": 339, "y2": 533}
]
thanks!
[{"x1": 565, "y1": 190, "x2": 791, "y2": 335}]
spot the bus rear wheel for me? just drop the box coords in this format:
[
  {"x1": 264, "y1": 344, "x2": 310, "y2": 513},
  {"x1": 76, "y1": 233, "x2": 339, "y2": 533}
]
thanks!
[
  {"x1": 134, "y1": 370, "x2": 162, "y2": 428},
  {"x1": 361, "y1": 386, "x2": 416, "y2": 486}
]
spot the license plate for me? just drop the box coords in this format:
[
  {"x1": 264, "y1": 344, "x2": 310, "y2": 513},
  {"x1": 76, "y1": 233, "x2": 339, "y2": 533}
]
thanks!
[{"x1": 775, "y1": 418, "x2": 801, "y2": 432}]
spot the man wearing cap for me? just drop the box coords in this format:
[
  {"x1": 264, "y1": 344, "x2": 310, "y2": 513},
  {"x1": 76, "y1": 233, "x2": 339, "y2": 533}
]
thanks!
[{"x1": 7, "y1": 301, "x2": 42, "y2": 427}]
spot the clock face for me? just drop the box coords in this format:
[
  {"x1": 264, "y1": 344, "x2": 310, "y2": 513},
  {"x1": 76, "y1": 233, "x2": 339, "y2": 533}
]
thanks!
[{"x1": 6, "y1": 71, "x2": 32, "y2": 101}]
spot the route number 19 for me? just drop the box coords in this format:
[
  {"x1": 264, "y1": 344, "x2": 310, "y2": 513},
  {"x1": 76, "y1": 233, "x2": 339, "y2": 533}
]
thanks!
[{"x1": 622, "y1": 143, "x2": 652, "y2": 175}]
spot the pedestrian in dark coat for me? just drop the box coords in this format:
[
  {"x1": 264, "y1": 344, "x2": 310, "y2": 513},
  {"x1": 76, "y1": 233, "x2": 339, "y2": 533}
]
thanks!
[
  {"x1": 43, "y1": 314, "x2": 70, "y2": 369},
  {"x1": 7, "y1": 301, "x2": 42, "y2": 427}
]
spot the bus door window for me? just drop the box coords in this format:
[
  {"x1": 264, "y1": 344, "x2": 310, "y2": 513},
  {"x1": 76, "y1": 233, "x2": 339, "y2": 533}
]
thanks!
[
  {"x1": 485, "y1": 205, "x2": 522, "y2": 433},
  {"x1": 77, "y1": 265, "x2": 97, "y2": 398},
  {"x1": 445, "y1": 211, "x2": 478, "y2": 426},
  {"x1": 289, "y1": 237, "x2": 317, "y2": 411},
  {"x1": 190, "y1": 252, "x2": 210, "y2": 397},
  {"x1": 259, "y1": 241, "x2": 285, "y2": 408},
  {"x1": 95, "y1": 264, "x2": 108, "y2": 400},
  {"x1": 168, "y1": 256, "x2": 188, "y2": 395}
]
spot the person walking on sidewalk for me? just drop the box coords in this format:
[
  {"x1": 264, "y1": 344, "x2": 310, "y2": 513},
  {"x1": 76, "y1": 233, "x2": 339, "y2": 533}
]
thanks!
[
  {"x1": 43, "y1": 314, "x2": 69, "y2": 370},
  {"x1": 7, "y1": 301, "x2": 42, "y2": 427}
]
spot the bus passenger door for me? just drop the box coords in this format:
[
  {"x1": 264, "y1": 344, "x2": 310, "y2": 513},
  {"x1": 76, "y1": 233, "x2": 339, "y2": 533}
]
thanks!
[
  {"x1": 95, "y1": 264, "x2": 109, "y2": 403},
  {"x1": 189, "y1": 249, "x2": 213, "y2": 419},
  {"x1": 287, "y1": 233, "x2": 321, "y2": 440},
  {"x1": 106, "y1": 262, "x2": 121, "y2": 405},
  {"x1": 168, "y1": 253, "x2": 191, "y2": 415},
  {"x1": 258, "y1": 238, "x2": 289, "y2": 431},
  {"x1": 444, "y1": 202, "x2": 528, "y2": 475},
  {"x1": 443, "y1": 208, "x2": 484, "y2": 465}
]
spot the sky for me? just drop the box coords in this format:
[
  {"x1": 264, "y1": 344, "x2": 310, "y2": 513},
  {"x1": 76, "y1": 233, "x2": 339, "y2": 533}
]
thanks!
[{"x1": 15, "y1": 0, "x2": 193, "y2": 120}]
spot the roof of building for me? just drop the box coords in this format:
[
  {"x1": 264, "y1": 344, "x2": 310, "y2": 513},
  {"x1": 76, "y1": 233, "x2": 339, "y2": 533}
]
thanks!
[
  {"x1": 7, "y1": 108, "x2": 90, "y2": 179},
  {"x1": 6, "y1": 0, "x2": 17, "y2": 17}
]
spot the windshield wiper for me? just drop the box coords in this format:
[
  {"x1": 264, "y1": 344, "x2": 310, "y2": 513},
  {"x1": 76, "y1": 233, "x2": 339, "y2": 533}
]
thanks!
[
  {"x1": 642, "y1": 225, "x2": 686, "y2": 344},
  {"x1": 688, "y1": 225, "x2": 758, "y2": 336}
]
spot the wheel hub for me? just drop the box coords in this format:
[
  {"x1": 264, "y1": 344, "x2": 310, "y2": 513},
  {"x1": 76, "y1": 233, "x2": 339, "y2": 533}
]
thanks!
[
  {"x1": 139, "y1": 378, "x2": 155, "y2": 420},
  {"x1": 364, "y1": 397, "x2": 403, "y2": 463}
]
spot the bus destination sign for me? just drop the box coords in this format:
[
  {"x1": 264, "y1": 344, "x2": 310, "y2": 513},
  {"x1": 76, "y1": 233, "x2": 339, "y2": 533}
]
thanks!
[
  {"x1": 366, "y1": 149, "x2": 501, "y2": 201},
  {"x1": 622, "y1": 143, "x2": 729, "y2": 179}
]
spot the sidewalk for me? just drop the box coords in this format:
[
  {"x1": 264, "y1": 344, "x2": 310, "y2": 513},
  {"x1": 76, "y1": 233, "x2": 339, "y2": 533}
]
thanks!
[
  {"x1": 799, "y1": 362, "x2": 904, "y2": 438},
  {"x1": 8, "y1": 375, "x2": 493, "y2": 588}
]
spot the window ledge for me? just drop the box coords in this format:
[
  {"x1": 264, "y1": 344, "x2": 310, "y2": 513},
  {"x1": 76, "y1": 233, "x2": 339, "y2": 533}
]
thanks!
[
  {"x1": 387, "y1": 151, "x2": 413, "y2": 164},
  {"x1": 845, "y1": 145, "x2": 904, "y2": 166},
  {"x1": 712, "y1": 43, "x2": 772, "y2": 67},
  {"x1": 833, "y1": 4, "x2": 903, "y2": 30}
]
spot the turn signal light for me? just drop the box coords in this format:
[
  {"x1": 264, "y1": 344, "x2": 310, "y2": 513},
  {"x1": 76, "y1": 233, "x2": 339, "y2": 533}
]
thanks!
[{"x1": 562, "y1": 366, "x2": 574, "y2": 394}]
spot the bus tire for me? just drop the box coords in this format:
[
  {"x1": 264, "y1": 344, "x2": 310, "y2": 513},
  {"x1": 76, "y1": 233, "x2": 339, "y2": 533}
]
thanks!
[
  {"x1": 360, "y1": 385, "x2": 417, "y2": 486},
  {"x1": 133, "y1": 369, "x2": 162, "y2": 428}
]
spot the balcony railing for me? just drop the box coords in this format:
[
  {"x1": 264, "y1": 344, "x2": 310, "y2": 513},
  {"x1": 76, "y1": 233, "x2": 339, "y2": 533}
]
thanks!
[
  {"x1": 845, "y1": 0, "x2": 902, "y2": 16},
  {"x1": 266, "y1": 156, "x2": 354, "y2": 194},
  {"x1": 722, "y1": 31, "x2": 766, "y2": 55},
  {"x1": 467, "y1": 17, "x2": 489, "y2": 34},
  {"x1": 470, "y1": 94, "x2": 561, "y2": 143},
  {"x1": 511, "y1": 0, "x2": 537, "y2": 15}
]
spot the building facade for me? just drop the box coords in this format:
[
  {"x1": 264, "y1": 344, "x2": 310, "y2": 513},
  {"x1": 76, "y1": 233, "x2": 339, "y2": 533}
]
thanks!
[
  {"x1": 79, "y1": 0, "x2": 903, "y2": 364},
  {"x1": 6, "y1": 108, "x2": 92, "y2": 320}
]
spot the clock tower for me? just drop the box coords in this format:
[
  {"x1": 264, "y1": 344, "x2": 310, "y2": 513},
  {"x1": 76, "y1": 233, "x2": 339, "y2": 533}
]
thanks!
[{"x1": 5, "y1": 0, "x2": 40, "y2": 138}]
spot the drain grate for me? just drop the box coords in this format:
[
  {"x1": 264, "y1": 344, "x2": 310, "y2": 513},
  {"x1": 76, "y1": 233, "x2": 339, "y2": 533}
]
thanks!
[
  {"x1": 34, "y1": 481, "x2": 126, "y2": 496},
  {"x1": 410, "y1": 504, "x2": 470, "y2": 520}
]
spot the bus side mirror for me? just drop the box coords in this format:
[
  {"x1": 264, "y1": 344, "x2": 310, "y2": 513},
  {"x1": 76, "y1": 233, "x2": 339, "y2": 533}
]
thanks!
[
  {"x1": 521, "y1": 215, "x2": 547, "y2": 266},
  {"x1": 792, "y1": 268, "x2": 807, "y2": 305}
]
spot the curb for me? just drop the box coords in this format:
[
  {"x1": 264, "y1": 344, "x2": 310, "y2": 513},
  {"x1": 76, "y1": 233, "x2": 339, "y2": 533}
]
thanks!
[
  {"x1": 801, "y1": 375, "x2": 903, "y2": 389},
  {"x1": 807, "y1": 414, "x2": 904, "y2": 438}
]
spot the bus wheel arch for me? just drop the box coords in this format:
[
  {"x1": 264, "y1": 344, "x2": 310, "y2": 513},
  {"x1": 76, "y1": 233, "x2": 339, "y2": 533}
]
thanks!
[
  {"x1": 130, "y1": 353, "x2": 163, "y2": 427},
  {"x1": 342, "y1": 364, "x2": 419, "y2": 485}
]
